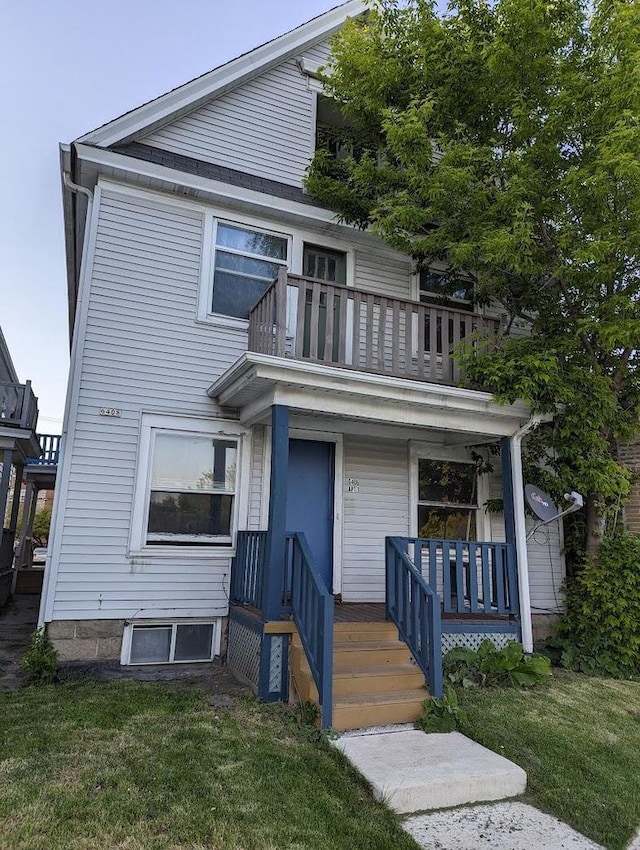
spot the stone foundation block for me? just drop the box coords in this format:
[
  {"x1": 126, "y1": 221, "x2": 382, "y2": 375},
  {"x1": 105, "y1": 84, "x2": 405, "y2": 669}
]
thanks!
[
  {"x1": 54, "y1": 639, "x2": 100, "y2": 662},
  {"x1": 96, "y1": 637, "x2": 123, "y2": 660},
  {"x1": 47, "y1": 621, "x2": 76, "y2": 640},
  {"x1": 75, "y1": 620, "x2": 125, "y2": 639}
]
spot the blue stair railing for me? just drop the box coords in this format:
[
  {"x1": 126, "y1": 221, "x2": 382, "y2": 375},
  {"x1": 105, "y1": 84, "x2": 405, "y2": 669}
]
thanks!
[
  {"x1": 386, "y1": 536, "x2": 443, "y2": 699},
  {"x1": 230, "y1": 531, "x2": 267, "y2": 609},
  {"x1": 288, "y1": 532, "x2": 334, "y2": 729}
]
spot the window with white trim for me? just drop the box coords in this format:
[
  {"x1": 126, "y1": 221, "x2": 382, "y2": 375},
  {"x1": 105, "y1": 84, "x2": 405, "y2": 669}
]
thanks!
[
  {"x1": 126, "y1": 622, "x2": 218, "y2": 665},
  {"x1": 417, "y1": 459, "x2": 479, "y2": 540},
  {"x1": 211, "y1": 221, "x2": 288, "y2": 319},
  {"x1": 419, "y1": 270, "x2": 473, "y2": 305},
  {"x1": 146, "y1": 432, "x2": 237, "y2": 546}
]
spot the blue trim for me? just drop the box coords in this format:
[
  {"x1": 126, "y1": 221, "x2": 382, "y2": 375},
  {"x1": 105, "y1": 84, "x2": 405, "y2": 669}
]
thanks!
[
  {"x1": 262, "y1": 405, "x2": 289, "y2": 621},
  {"x1": 442, "y1": 620, "x2": 520, "y2": 634},
  {"x1": 501, "y1": 437, "x2": 517, "y2": 548},
  {"x1": 228, "y1": 606, "x2": 263, "y2": 632}
]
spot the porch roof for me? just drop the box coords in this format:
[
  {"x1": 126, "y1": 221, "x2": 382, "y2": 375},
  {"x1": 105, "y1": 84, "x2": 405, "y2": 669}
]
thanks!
[{"x1": 208, "y1": 351, "x2": 530, "y2": 438}]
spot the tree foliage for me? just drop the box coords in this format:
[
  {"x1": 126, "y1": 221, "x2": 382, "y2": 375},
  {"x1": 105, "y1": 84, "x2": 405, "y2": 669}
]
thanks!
[{"x1": 306, "y1": 0, "x2": 640, "y2": 556}]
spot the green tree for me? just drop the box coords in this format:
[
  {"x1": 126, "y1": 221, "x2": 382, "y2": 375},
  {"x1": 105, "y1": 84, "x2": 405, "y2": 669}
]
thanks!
[
  {"x1": 31, "y1": 508, "x2": 52, "y2": 548},
  {"x1": 306, "y1": 0, "x2": 640, "y2": 558}
]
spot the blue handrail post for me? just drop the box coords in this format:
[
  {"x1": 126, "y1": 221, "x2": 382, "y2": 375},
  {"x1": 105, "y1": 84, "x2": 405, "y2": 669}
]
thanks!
[
  {"x1": 261, "y1": 405, "x2": 289, "y2": 621},
  {"x1": 428, "y1": 596, "x2": 443, "y2": 699}
]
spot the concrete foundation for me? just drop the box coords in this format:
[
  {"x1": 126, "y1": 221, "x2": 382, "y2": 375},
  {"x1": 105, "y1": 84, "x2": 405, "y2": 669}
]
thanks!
[
  {"x1": 47, "y1": 619, "x2": 125, "y2": 661},
  {"x1": 531, "y1": 613, "x2": 562, "y2": 643}
]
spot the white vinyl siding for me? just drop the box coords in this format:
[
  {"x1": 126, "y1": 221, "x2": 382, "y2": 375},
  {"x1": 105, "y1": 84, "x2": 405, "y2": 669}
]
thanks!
[
  {"x1": 142, "y1": 50, "x2": 322, "y2": 187},
  {"x1": 341, "y1": 436, "x2": 410, "y2": 602},
  {"x1": 51, "y1": 187, "x2": 251, "y2": 622},
  {"x1": 488, "y1": 465, "x2": 565, "y2": 614},
  {"x1": 355, "y1": 245, "x2": 413, "y2": 300}
]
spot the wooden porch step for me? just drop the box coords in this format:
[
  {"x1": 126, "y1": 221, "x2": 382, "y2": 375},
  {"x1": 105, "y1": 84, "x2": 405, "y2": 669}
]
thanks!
[
  {"x1": 332, "y1": 621, "x2": 399, "y2": 642},
  {"x1": 333, "y1": 640, "x2": 412, "y2": 669},
  {"x1": 333, "y1": 688, "x2": 427, "y2": 732}
]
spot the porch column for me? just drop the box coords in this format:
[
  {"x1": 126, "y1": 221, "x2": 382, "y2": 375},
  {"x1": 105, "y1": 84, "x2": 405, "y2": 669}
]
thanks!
[
  {"x1": 8, "y1": 463, "x2": 25, "y2": 533},
  {"x1": 501, "y1": 435, "x2": 534, "y2": 653},
  {"x1": 0, "y1": 448, "x2": 13, "y2": 532},
  {"x1": 16, "y1": 479, "x2": 38, "y2": 569},
  {"x1": 261, "y1": 404, "x2": 289, "y2": 622}
]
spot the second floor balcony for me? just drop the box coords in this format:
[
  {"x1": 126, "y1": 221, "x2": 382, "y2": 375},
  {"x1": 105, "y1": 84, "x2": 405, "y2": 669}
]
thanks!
[
  {"x1": 248, "y1": 271, "x2": 501, "y2": 388},
  {"x1": 0, "y1": 380, "x2": 38, "y2": 432}
]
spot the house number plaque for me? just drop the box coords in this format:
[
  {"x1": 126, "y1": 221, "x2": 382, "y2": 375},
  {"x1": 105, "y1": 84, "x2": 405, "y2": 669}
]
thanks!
[
  {"x1": 99, "y1": 407, "x2": 121, "y2": 417},
  {"x1": 347, "y1": 478, "x2": 360, "y2": 493}
]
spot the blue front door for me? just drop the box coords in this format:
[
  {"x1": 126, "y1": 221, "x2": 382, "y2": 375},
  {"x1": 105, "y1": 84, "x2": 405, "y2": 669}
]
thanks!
[{"x1": 286, "y1": 439, "x2": 334, "y2": 592}]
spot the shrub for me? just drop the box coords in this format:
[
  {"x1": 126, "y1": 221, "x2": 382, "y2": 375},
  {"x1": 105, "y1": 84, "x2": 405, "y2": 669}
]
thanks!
[
  {"x1": 546, "y1": 531, "x2": 640, "y2": 677},
  {"x1": 20, "y1": 628, "x2": 58, "y2": 684},
  {"x1": 417, "y1": 686, "x2": 469, "y2": 733},
  {"x1": 444, "y1": 639, "x2": 551, "y2": 689}
]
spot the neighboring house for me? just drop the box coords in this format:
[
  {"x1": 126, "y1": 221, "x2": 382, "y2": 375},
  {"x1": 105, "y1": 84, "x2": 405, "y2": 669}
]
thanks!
[
  {"x1": 0, "y1": 326, "x2": 45, "y2": 603},
  {"x1": 43, "y1": 1, "x2": 566, "y2": 727}
]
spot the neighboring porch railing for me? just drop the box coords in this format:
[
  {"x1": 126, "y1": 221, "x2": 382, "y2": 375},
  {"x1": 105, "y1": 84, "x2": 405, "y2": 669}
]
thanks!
[
  {"x1": 386, "y1": 536, "x2": 443, "y2": 699},
  {"x1": 248, "y1": 271, "x2": 500, "y2": 386},
  {"x1": 287, "y1": 532, "x2": 334, "y2": 729},
  {"x1": 28, "y1": 433, "x2": 61, "y2": 466},
  {"x1": 396, "y1": 537, "x2": 519, "y2": 617},
  {"x1": 0, "y1": 380, "x2": 38, "y2": 430},
  {"x1": 230, "y1": 531, "x2": 267, "y2": 610}
]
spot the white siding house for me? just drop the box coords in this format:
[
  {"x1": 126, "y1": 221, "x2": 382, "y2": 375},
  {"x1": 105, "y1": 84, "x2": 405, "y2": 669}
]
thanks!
[{"x1": 44, "y1": 1, "x2": 564, "y2": 719}]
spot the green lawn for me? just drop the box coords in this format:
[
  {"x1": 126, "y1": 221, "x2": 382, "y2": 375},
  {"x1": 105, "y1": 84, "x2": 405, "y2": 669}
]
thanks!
[
  {"x1": 0, "y1": 680, "x2": 418, "y2": 850},
  {"x1": 459, "y1": 670, "x2": 640, "y2": 850}
]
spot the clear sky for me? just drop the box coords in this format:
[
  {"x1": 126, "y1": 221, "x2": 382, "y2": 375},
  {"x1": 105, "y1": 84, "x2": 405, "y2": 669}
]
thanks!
[{"x1": 1, "y1": 0, "x2": 346, "y2": 433}]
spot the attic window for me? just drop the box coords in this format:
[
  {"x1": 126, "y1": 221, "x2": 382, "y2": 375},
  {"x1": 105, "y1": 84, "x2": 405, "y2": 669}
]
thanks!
[{"x1": 315, "y1": 95, "x2": 361, "y2": 160}]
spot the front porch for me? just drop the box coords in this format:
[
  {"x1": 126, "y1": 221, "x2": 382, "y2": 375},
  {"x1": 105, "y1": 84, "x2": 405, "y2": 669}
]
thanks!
[{"x1": 211, "y1": 350, "x2": 533, "y2": 728}]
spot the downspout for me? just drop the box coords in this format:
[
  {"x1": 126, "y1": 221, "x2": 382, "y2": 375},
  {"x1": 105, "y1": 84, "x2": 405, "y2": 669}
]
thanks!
[
  {"x1": 63, "y1": 171, "x2": 94, "y2": 207},
  {"x1": 510, "y1": 413, "x2": 553, "y2": 653}
]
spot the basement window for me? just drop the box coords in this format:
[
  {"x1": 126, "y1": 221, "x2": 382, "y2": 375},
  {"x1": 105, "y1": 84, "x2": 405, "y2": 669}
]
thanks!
[{"x1": 126, "y1": 622, "x2": 218, "y2": 665}]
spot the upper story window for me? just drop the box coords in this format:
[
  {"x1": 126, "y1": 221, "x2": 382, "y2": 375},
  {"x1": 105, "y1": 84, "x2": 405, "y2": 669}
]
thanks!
[
  {"x1": 417, "y1": 459, "x2": 478, "y2": 540},
  {"x1": 315, "y1": 94, "x2": 362, "y2": 161},
  {"x1": 147, "y1": 433, "x2": 237, "y2": 545},
  {"x1": 303, "y1": 244, "x2": 347, "y2": 285},
  {"x1": 212, "y1": 222, "x2": 288, "y2": 319},
  {"x1": 419, "y1": 271, "x2": 473, "y2": 306}
]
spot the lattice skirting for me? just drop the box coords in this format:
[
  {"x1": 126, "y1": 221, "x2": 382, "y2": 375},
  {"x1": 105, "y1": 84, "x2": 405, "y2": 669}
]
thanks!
[
  {"x1": 227, "y1": 615, "x2": 261, "y2": 692},
  {"x1": 441, "y1": 631, "x2": 517, "y2": 653}
]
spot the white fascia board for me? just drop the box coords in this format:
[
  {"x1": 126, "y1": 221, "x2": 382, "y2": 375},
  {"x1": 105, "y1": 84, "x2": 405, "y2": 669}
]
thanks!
[
  {"x1": 76, "y1": 1, "x2": 368, "y2": 148},
  {"x1": 74, "y1": 144, "x2": 342, "y2": 226},
  {"x1": 208, "y1": 352, "x2": 531, "y2": 435}
]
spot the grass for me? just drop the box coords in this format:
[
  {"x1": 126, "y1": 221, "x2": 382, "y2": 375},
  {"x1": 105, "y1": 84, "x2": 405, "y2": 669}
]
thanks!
[
  {"x1": 0, "y1": 679, "x2": 418, "y2": 850},
  {"x1": 458, "y1": 670, "x2": 640, "y2": 850}
]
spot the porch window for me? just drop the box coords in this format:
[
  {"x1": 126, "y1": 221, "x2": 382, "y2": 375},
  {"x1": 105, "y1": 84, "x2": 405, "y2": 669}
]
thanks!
[
  {"x1": 147, "y1": 433, "x2": 237, "y2": 545},
  {"x1": 212, "y1": 222, "x2": 288, "y2": 319},
  {"x1": 417, "y1": 459, "x2": 478, "y2": 540},
  {"x1": 303, "y1": 244, "x2": 346, "y2": 285}
]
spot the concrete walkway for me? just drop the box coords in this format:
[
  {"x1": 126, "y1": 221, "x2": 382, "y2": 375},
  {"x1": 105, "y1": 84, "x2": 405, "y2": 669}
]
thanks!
[
  {"x1": 332, "y1": 728, "x2": 526, "y2": 814},
  {"x1": 0, "y1": 594, "x2": 39, "y2": 690},
  {"x1": 404, "y1": 802, "x2": 604, "y2": 850},
  {"x1": 333, "y1": 726, "x2": 608, "y2": 849}
]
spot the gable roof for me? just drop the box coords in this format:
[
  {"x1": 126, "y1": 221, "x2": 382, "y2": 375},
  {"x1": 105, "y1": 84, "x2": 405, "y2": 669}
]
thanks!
[{"x1": 77, "y1": 1, "x2": 367, "y2": 149}]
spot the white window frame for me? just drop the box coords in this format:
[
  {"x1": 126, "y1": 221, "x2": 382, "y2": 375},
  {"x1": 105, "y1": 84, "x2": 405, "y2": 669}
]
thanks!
[
  {"x1": 408, "y1": 442, "x2": 491, "y2": 542},
  {"x1": 197, "y1": 208, "x2": 356, "y2": 330},
  {"x1": 129, "y1": 414, "x2": 251, "y2": 558},
  {"x1": 411, "y1": 264, "x2": 475, "y2": 306},
  {"x1": 121, "y1": 618, "x2": 222, "y2": 666}
]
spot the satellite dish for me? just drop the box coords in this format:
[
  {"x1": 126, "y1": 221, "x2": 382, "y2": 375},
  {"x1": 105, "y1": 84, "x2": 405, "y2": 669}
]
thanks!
[{"x1": 525, "y1": 484, "x2": 559, "y2": 523}]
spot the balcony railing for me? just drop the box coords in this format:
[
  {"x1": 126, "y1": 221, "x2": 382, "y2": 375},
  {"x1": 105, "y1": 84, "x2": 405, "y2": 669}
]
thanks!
[
  {"x1": 0, "y1": 381, "x2": 38, "y2": 431},
  {"x1": 248, "y1": 271, "x2": 501, "y2": 386},
  {"x1": 27, "y1": 434, "x2": 62, "y2": 467}
]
